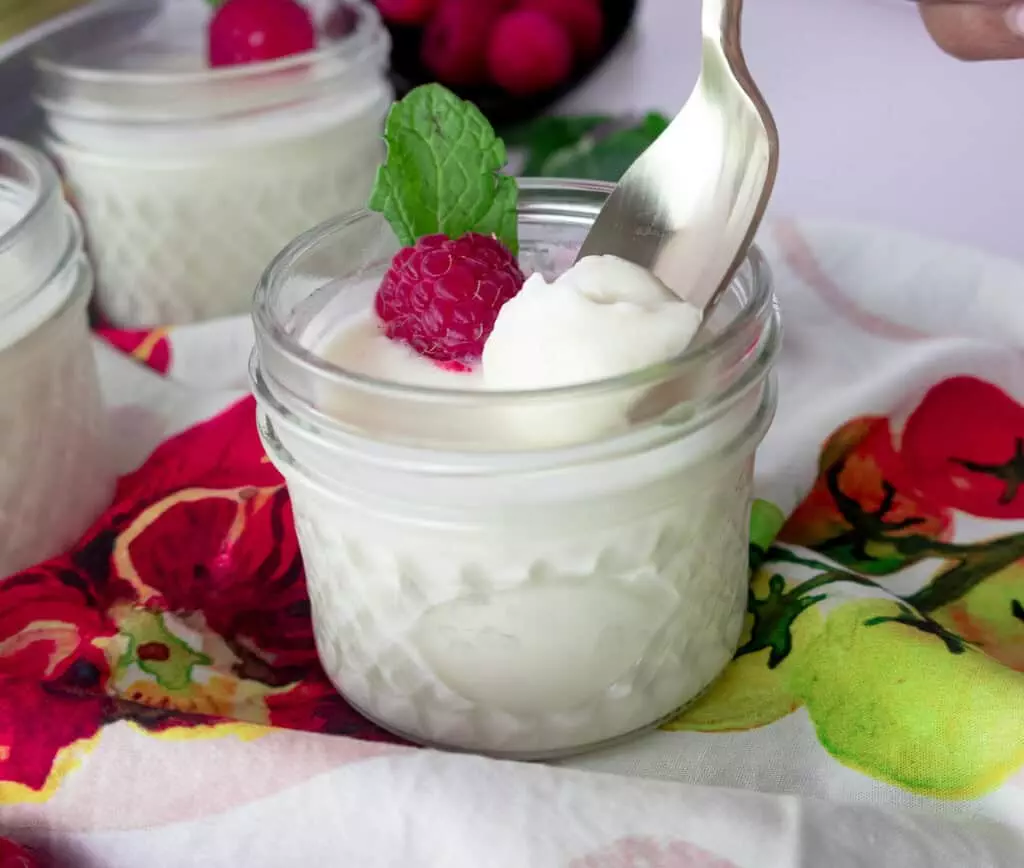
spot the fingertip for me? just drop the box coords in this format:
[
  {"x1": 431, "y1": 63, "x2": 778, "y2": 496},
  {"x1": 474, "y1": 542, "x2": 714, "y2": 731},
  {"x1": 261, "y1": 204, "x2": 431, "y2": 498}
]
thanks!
[
  {"x1": 1005, "y1": 3, "x2": 1024, "y2": 36},
  {"x1": 920, "y1": 2, "x2": 1024, "y2": 61}
]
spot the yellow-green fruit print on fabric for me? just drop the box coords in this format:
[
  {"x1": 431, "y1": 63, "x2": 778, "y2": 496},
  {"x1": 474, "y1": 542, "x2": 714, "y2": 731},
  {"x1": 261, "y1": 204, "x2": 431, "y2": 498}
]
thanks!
[
  {"x1": 789, "y1": 597, "x2": 1024, "y2": 799},
  {"x1": 665, "y1": 565, "x2": 815, "y2": 732},
  {"x1": 665, "y1": 376, "x2": 1024, "y2": 800},
  {"x1": 933, "y1": 558, "x2": 1024, "y2": 671}
]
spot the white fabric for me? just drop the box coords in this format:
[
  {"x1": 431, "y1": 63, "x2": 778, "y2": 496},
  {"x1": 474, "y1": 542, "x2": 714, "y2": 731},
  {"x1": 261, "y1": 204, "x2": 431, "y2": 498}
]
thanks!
[{"x1": 6, "y1": 219, "x2": 1024, "y2": 866}]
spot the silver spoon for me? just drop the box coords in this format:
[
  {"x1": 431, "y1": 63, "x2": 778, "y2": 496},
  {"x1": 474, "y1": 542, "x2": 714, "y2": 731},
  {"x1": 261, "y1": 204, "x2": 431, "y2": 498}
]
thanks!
[{"x1": 575, "y1": 0, "x2": 778, "y2": 319}]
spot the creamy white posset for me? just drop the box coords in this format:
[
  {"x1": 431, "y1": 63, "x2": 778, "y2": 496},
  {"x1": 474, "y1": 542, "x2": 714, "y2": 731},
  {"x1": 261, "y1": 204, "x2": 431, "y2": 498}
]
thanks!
[
  {"x1": 329, "y1": 254, "x2": 701, "y2": 390},
  {"x1": 324, "y1": 254, "x2": 703, "y2": 443},
  {"x1": 483, "y1": 254, "x2": 702, "y2": 390},
  {"x1": 0, "y1": 182, "x2": 113, "y2": 579},
  {"x1": 0, "y1": 294, "x2": 113, "y2": 577},
  {"x1": 269, "y1": 249, "x2": 765, "y2": 757},
  {"x1": 51, "y1": 96, "x2": 389, "y2": 327}
]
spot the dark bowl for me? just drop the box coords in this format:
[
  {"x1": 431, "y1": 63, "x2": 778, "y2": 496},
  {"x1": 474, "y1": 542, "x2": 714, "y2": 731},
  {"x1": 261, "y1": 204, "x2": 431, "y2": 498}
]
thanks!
[{"x1": 383, "y1": 0, "x2": 638, "y2": 130}]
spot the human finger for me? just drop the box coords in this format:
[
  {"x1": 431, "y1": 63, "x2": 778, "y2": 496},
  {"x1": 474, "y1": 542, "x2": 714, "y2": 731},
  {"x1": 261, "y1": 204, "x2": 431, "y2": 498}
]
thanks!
[{"x1": 917, "y1": 0, "x2": 1024, "y2": 60}]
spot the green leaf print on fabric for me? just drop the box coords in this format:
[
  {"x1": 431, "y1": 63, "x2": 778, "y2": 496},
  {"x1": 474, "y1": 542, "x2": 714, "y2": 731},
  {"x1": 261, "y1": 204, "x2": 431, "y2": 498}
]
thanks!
[
  {"x1": 863, "y1": 603, "x2": 972, "y2": 655},
  {"x1": 738, "y1": 571, "x2": 829, "y2": 669},
  {"x1": 115, "y1": 609, "x2": 211, "y2": 692},
  {"x1": 664, "y1": 566, "x2": 815, "y2": 733},
  {"x1": 749, "y1": 499, "x2": 786, "y2": 570}
]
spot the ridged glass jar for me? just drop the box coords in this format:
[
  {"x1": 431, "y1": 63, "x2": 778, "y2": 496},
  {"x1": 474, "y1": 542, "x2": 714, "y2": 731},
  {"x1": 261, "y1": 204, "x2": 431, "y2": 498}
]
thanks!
[
  {"x1": 251, "y1": 179, "x2": 781, "y2": 758},
  {"x1": 0, "y1": 138, "x2": 113, "y2": 578},
  {"x1": 34, "y1": 0, "x2": 391, "y2": 326}
]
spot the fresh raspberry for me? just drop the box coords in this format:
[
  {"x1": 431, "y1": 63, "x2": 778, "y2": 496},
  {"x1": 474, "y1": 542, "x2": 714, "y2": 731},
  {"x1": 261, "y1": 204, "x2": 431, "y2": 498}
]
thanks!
[
  {"x1": 208, "y1": 0, "x2": 317, "y2": 68},
  {"x1": 375, "y1": 233, "x2": 525, "y2": 366},
  {"x1": 518, "y1": 0, "x2": 604, "y2": 59},
  {"x1": 487, "y1": 10, "x2": 574, "y2": 96},
  {"x1": 421, "y1": 0, "x2": 506, "y2": 87},
  {"x1": 375, "y1": 0, "x2": 438, "y2": 26}
]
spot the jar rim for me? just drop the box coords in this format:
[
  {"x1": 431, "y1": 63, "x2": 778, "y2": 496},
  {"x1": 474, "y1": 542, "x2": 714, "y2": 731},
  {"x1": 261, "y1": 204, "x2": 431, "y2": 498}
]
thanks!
[
  {"x1": 253, "y1": 178, "x2": 778, "y2": 406},
  {"x1": 0, "y1": 138, "x2": 58, "y2": 257},
  {"x1": 34, "y1": 0, "x2": 384, "y2": 89},
  {"x1": 0, "y1": 139, "x2": 88, "y2": 349}
]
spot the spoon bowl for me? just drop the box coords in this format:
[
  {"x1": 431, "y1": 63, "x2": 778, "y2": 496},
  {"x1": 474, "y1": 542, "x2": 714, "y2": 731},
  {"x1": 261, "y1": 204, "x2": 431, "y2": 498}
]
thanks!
[{"x1": 575, "y1": 0, "x2": 778, "y2": 316}]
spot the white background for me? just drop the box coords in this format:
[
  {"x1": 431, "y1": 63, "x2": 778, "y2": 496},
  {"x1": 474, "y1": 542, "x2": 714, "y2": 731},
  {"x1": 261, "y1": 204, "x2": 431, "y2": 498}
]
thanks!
[{"x1": 564, "y1": 0, "x2": 1024, "y2": 261}]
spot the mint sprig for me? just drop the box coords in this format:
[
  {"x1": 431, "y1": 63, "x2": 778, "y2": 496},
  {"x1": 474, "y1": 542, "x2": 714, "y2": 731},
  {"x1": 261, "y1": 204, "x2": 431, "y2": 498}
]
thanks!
[
  {"x1": 509, "y1": 113, "x2": 670, "y2": 181},
  {"x1": 368, "y1": 85, "x2": 518, "y2": 253}
]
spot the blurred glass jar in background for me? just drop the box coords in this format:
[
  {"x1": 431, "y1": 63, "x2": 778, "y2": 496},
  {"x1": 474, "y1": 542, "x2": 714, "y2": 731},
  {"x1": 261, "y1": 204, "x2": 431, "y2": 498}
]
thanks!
[
  {"x1": 0, "y1": 138, "x2": 113, "y2": 577},
  {"x1": 33, "y1": 0, "x2": 391, "y2": 327}
]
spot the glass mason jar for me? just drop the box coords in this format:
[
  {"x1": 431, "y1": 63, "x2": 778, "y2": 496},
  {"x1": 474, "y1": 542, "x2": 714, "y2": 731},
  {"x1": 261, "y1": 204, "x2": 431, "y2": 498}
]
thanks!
[
  {"x1": 0, "y1": 138, "x2": 113, "y2": 578},
  {"x1": 251, "y1": 179, "x2": 781, "y2": 759},
  {"x1": 33, "y1": 0, "x2": 391, "y2": 327}
]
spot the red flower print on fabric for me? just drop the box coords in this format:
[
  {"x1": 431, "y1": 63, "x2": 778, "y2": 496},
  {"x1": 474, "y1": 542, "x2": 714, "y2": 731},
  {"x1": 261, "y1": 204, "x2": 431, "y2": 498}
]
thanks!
[
  {"x1": 569, "y1": 836, "x2": 740, "y2": 868},
  {"x1": 96, "y1": 328, "x2": 172, "y2": 376},
  {"x1": 0, "y1": 397, "x2": 394, "y2": 802}
]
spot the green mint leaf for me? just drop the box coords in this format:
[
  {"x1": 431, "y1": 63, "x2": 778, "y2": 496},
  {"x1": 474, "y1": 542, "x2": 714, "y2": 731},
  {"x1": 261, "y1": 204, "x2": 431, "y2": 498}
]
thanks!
[
  {"x1": 504, "y1": 115, "x2": 609, "y2": 176},
  {"x1": 531, "y1": 113, "x2": 671, "y2": 182},
  {"x1": 477, "y1": 175, "x2": 518, "y2": 253},
  {"x1": 368, "y1": 84, "x2": 518, "y2": 253}
]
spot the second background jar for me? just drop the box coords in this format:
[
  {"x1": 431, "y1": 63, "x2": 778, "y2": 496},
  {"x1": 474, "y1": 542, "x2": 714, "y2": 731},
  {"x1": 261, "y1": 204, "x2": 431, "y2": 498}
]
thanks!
[{"x1": 33, "y1": 0, "x2": 391, "y2": 327}]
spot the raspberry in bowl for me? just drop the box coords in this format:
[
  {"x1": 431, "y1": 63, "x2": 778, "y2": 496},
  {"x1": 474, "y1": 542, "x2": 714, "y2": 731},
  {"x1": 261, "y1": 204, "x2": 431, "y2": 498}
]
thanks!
[
  {"x1": 250, "y1": 86, "x2": 781, "y2": 758},
  {"x1": 382, "y1": 0, "x2": 637, "y2": 127}
]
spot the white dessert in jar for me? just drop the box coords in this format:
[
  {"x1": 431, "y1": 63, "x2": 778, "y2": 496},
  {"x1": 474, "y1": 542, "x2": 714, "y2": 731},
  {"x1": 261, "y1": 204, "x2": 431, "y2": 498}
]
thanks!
[
  {"x1": 33, "y1": 0, "x2": 391, "y2": 327},
  {"x1": 251, "y1": 179, "x2": 781, "y2": 758},
  {"x1": 0, "y1": 139, "x2": 113, "y2": 578},
  {"x1": 323, "y1": 253, "x2": 705, "y2": 444}
]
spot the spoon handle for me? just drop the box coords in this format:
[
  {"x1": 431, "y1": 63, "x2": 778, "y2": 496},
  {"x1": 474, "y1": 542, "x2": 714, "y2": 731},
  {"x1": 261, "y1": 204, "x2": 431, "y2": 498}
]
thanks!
[
  {"x1": 702, "y1": 0, "x2": 740, "y2": 51},
  {"x1": 702, "y1": 0, "x2": 761, "y2": 115}
]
